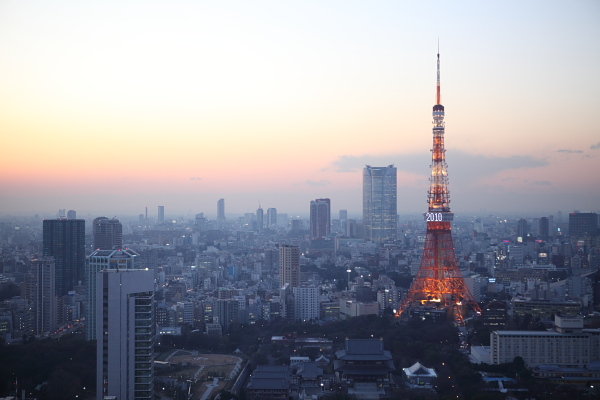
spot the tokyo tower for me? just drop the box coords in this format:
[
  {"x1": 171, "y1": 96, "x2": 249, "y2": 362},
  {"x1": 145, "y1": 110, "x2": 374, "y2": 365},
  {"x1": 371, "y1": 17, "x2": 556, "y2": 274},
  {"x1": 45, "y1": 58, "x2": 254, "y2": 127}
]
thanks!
[{"x1": 395, "y1": 49, "x2": 481, "y2": 324}]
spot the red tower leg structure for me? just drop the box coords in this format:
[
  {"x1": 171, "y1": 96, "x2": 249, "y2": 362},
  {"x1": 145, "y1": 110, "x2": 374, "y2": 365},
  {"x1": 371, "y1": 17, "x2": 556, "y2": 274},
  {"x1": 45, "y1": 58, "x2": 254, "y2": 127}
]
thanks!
[{"x1": 395, "y1": 49, "x2": 481, "y2": 324}]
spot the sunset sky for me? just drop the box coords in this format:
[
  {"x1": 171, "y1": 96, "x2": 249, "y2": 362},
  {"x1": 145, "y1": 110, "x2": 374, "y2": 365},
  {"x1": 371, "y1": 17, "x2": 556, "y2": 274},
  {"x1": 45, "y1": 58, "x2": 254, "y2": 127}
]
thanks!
[{"x1": 1, "y1": 1, "x2": 599, "y2": 219}]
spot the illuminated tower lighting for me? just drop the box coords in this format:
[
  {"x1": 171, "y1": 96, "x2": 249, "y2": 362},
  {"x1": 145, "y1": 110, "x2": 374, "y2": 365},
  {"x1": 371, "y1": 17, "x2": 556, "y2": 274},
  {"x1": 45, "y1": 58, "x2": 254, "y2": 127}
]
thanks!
[{"x1": 396, "y1": 49, "x2": 481, "y2": 324}]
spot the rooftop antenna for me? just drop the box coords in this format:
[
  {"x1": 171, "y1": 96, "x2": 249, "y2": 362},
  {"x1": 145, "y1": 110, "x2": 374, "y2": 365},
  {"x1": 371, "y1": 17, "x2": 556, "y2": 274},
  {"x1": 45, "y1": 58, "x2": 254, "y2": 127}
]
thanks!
[{"x1": 436, "y1": 39, "x2": 441, "y2": 105}]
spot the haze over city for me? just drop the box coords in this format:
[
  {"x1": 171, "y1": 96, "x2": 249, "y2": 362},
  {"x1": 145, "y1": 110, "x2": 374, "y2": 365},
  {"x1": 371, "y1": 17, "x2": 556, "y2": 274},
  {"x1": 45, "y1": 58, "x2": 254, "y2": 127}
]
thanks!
[{"x1": 1, "y1": 1, "x2": 599, "y2": 217}]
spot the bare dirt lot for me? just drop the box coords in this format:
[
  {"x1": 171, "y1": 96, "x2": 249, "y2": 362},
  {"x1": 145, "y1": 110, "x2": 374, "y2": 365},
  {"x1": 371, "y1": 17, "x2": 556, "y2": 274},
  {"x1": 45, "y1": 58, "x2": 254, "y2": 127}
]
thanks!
[{"x1": 159, "y1": 351, "x2": 243, "y2": 399}]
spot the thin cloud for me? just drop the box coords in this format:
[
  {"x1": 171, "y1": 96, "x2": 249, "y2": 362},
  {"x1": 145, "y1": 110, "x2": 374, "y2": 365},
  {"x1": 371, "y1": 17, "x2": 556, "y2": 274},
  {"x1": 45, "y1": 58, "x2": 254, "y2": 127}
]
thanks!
[
  {"x1": 529, "y1": 180, "x2": 552, "y2": 186},
  {"x1": 557, "y1": 149, "x2": 583, "y2": 154},
  {"x1": 306, "y1": 180, "x2": 331, "y2": 187},
  {"x1": 331, "y1": 151, "x2": 547, "y2": 182},
  {"x1": 591, "y1": 142, "x2": 600, "y2": 150}
]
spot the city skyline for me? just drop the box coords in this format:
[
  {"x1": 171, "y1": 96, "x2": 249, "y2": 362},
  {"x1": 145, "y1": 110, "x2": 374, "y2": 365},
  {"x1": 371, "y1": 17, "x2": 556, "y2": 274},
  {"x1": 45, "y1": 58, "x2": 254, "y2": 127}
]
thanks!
[{"x1": 1, "y1": 1, "x2": 599, "y2": 217}]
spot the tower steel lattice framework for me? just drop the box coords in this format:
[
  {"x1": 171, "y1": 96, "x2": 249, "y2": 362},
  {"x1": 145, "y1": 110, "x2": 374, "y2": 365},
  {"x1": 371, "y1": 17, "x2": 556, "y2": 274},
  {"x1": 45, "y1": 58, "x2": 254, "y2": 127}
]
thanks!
[{"x1": 395, "y1": 50, "x2": 481, "y2": 324}]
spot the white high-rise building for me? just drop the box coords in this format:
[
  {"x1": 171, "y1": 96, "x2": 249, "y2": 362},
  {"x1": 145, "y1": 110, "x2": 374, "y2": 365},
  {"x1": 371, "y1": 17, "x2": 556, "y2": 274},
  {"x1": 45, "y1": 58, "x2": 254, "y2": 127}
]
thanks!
[
  {"x1": 293, "y1": 286, "x2": 319, "y2": 322},
  {"x1": 86, "y1": 248, "x2": 139, "y2": 341},
  {"x1": 363, "y1": 165, "x2": 397, "y2": 243},
  {"x1": 96, "y1": 269, "x2": 154, "y2": 400}
]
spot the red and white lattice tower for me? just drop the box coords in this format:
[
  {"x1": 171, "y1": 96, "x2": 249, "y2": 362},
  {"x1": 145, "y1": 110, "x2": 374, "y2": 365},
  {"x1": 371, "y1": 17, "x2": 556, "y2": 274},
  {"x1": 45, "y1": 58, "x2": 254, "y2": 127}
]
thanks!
[{"x1": 395, "y1": 49, "x2": 481, "y2": 324}]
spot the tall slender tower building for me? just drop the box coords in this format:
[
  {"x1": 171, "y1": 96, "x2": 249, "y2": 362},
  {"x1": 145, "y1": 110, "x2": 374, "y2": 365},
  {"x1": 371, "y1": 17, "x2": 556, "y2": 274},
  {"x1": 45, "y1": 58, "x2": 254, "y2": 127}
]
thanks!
[
  {"x1": 363, "y1": 166, "x2": 397, "y2": 243},
  {"x1": 27, "y1": 257, "x2": 57, "y2": 336},
  {"x1": 310, "y1": 198, "x2": 331, "y2": 240},
  {"x1": 43, "y1": 219, "x2": 86, "y2": 296},
  {"x1": 256, "y1": 205, "x2": 264, "y2": 231},
  {"x1": 157, "y1": 206, "x2": 165, "y2": 224},
  {"x1": 217, "y1": 198, "x2": 225, "y2": 229},
  {"x1": 97, "y1": 269, "x2": 154, "y2": 400},
  {"x1": 397, "y1": 50, "x2": 480, "y2": 324},
  {"x1": 279, "y1": 244, "x2": 300, "y2": 288}
]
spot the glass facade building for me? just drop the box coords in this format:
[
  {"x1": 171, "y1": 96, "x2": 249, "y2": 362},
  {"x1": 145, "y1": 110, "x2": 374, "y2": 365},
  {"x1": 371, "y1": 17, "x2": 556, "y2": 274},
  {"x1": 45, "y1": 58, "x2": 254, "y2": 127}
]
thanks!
[{"x1": 363, "y1": 165, "x2": 397, "y2": 243}]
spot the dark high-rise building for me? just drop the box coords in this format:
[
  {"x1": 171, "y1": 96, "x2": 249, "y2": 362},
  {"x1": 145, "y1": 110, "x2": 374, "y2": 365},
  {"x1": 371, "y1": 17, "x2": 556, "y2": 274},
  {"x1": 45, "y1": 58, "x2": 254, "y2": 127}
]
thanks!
[
  {"x1": 363, "y1": 165, "x2": 397, "y2": 242},
  {"x1": 92, "y1": 217, "x2": 123, "y2": 250},
  {"x1": 569, "y1": 212, "x2": 599, "y2": 247},
  {"x1": 517, "y1": 218, "x2": 528, "y2": 241},
  {"x1": 67, "y1": 210, "x2": 76, "y2": 219},
  {"x1": 43, "y1": 219, "x2": 85, "y2": 296},
  {"x1": 310, "y1": 198, "x2": 331, "y2": 240},
  {"x1": 157, "y1": 205, "x2": 165, "y2": 224},
  {"x1": 279, "y1": 244, "x2": 300, "y2": 288}
]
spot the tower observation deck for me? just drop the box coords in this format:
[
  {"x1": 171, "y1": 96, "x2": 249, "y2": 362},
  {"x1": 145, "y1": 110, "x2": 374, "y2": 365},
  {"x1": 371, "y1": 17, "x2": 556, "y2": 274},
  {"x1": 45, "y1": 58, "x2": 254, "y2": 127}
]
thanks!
[{"x1": 395, "y1": 50, "x2": 481, "y2": 324}]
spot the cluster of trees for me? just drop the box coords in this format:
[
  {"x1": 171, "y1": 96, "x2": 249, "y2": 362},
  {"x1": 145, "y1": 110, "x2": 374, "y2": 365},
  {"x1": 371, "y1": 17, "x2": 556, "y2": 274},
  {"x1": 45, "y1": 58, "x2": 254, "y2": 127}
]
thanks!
[{"x1": 0, "y1": 333, "x2": 94, "y2": 399}]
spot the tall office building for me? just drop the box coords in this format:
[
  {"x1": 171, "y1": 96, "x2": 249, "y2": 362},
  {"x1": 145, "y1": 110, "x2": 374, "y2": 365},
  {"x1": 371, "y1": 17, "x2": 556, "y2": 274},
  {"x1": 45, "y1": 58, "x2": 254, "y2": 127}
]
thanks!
[
  {"x1": 27, "y1": 257, "x2": 57, "y2": 336},
  {"x1": 157, "y1": 206, "x2": 165, "y2": 224},
  {"x1": 67, "y1": 210, "x2": 77, "y2": 219},
  {"x1": 86, "y1": 248, "x2": 139, "y2": 341},
  {"x1": 92, "y1": 217, "x2": 123, "y2": 250},
  {"x1": 256, "y1": 206, "x2": 264, "y2": 231},
  {"x1": 97, "y1": 269, "x2": 154, "y2": 400},
  {"x1": 310, "y1": 198, "x2": 331, "y2": 240},
  {"x1": 363, "y1": 165, "x2": 397, "y2": 242},
  {"x1": 517, "y1": 218, "x2": 528, "y2": 241},
  {"x1": 569, "y1": 212, "x2": 599, "y2": 247},
  {"x1": 267, "y1": 208, "x2": 277, "y2": 228},
  {"x1": 279, "y1": 245, "x2": 300, "y2": 288},
  {"x1": 217, "y1": 199, "x2": 225, "y2": 228},
  {"x1": 43, "y1": 219, "x2": 85, "y2": 296}
]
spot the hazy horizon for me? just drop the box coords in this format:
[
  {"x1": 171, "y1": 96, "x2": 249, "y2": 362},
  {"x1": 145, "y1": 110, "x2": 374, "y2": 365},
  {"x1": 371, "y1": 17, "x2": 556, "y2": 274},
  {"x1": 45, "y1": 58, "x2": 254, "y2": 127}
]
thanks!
[{"x1": 2, "y1": 1, "x2": 599, "y2": 218}]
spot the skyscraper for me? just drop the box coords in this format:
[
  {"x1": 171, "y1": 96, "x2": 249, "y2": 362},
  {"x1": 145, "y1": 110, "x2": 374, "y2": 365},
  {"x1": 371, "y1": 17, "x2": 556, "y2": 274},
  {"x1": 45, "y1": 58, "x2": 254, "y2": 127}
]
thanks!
[
  {"x1": 279, "y1": 244, "x2": 300, "y2": 289},
  {"x1": 310, "y1": 198, "x2": 331, "y2": 240},
  {"x1": 157, "y1": 205, "x2": 165, "y2": 224},
  {"x1": 569, "y1": 212, "x2": 599, "y2": 247},
  {"x1": 517, "y1": 218, "x2": 528, "y2": 242},
  {"x1": 97, "y1": 269, "x2": 154, "y2": 400},
  {"x1": 43, "y1": 219, "x2": 85, "y2": 296},
  {"x1": 27, "y1": 257, "x2": 57, "y2": 336},
  {"x1": 256, "y1": 205, "x2": 264, "y2": 231},
  {"x1": 86, "y1": 248, "x2": 139, "y2": 341},
  {"x1": 363, "y1": 165, "x2": 397, "y2": 242},
  {"x1": 267, "y1": 207, "x2": 277, "y2": 228},
  {"x1": 217, "y1": 198, "x2": 225, "y2": 228},
  {"x1": 92, "y1": 217, "x2": 123, "y2": 250},
  {"x1": 67, "y1": 209, "x2": 76, "y2": 219}
]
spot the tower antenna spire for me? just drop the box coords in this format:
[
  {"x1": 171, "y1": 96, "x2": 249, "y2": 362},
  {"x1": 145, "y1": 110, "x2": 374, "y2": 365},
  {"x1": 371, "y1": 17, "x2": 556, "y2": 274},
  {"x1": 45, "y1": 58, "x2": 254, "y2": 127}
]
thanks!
[
  {"x1": 395, "y1": 46, "x2": 481, "y2": 325},
  {"x1": 436, "y1": 41, "x2": 441, "y2": 105}
]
